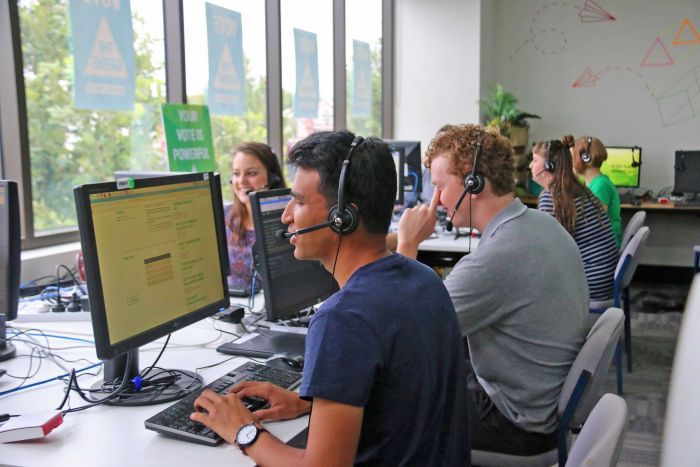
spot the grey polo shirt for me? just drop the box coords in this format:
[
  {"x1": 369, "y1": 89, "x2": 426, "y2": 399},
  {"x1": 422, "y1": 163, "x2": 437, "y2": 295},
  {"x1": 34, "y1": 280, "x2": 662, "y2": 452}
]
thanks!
[{"x1": 444, "y1": 198, "x2": 589, "y2": 433}]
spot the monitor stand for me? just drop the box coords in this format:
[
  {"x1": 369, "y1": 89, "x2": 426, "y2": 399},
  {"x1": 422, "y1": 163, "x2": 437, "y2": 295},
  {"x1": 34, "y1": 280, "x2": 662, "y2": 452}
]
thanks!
[
  {"x1": 0, "y1": 314, "x2": 17, "y2": 362},
  {"x1": 91, "y1": 349, "x2": 203, "y2": 407}
]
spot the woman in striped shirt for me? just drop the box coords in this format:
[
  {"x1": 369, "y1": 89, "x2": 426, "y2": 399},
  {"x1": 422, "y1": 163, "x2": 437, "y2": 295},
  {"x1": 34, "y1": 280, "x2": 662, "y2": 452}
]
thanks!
[{"x1": 530, "y1": 139, "x2": 618, "y2": 301}]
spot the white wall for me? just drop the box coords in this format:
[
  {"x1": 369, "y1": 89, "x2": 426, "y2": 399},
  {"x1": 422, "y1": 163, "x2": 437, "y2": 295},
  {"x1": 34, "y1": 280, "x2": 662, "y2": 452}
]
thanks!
[
  {"x1": 394, "y1": 0, "x2": 483, "y2": 151},
  {"x1": 488, "y1": 0, "x2": 700, "y2": 193}
]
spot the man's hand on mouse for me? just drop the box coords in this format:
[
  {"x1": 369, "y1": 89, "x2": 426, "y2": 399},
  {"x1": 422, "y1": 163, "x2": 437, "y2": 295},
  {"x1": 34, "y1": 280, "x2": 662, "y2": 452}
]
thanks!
[{"x1": 231, "y1": 381, "x2": 311, "y2": 421}]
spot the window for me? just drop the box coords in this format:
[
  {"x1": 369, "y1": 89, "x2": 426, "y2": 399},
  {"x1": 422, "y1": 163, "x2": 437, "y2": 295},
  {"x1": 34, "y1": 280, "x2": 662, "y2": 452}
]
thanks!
[
  {"x1": 346, "y1": 0, "x2": 382, "y2": 137},
  {"x1": 18, "y1": 0, "x2": 166, "y2": 235},
  {"x1": 1, "y1": 1, "x2": 392, "y2": 249},
  {"x1": 280, "y1": 0, "x2": 334, "y2": 162},
  {"x1": 184, "y1": 0, "x2": 267, "y2": 203}
]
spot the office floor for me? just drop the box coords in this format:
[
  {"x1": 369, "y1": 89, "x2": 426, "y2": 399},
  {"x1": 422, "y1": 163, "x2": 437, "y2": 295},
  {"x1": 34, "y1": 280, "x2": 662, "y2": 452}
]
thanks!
[{"x1": 600, "y1": 281, "x2": 689, "y2": 467}]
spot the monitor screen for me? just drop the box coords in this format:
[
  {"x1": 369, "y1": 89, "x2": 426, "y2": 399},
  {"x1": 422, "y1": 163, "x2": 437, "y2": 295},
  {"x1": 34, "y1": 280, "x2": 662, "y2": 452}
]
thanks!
[
  {"x1": 1, "y1": 180, "x2": 20, "y2": 362},
  {"x1": 600, "y1": 146, "x2": 642, "y2": 188},
  {"x1": 390, "y1": 146, "x2": 405, "y2": 205},
  {"x1": 250, "y1": 188, "x2": 336, "y2": 322},
  {"x1": 74, "y1": 172, "x2": 230, "y2": 360},
  {"x1": 673, "y1": 150, "x2": 700, "y2": 195},
  {"x1": 384, "y1": 140, "x2": 422, "y2": 204}
]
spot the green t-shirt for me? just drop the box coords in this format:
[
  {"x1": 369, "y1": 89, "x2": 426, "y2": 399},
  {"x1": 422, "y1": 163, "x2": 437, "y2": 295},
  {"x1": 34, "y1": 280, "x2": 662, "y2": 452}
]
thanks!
[{"x1": 588, "y1": 174, "x2": 622, "y2": 248}]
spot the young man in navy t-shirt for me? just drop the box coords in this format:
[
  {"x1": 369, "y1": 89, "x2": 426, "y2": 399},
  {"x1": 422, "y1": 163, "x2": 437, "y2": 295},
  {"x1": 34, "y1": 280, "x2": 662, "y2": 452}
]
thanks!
[{"x1": 191, "y1": 131, "x2": 470, "y2": 465}]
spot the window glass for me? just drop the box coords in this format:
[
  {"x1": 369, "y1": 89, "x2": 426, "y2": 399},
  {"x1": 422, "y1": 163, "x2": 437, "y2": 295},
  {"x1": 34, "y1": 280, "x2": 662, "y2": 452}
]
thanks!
[
  {"x1": 184, "y1": 0, "x2": 267, "y2": 203},
  {"x1": 280, "y1": 0, "x2": 333, "y2": 165},
  {"x1": 346, "y1": 0, "x2": 382, "y2": 137},
  {"x1": 19, "y1": 0, "x2": 166, "y2": 233}
]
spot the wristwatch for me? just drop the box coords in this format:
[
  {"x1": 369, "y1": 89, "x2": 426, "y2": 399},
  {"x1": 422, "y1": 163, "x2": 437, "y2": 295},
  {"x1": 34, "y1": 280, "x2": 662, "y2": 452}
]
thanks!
[{"x1": 235, "y1": 423, "x2": 268, "y2": 455}]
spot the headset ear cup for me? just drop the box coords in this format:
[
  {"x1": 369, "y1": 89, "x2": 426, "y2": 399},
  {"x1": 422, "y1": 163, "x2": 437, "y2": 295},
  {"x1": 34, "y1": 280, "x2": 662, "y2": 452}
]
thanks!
[
  {"x1": 581, "y1": 151, "x2": 592, "y2": 164},
  {"x1": 464, "y1": 173, "x2": 485, "y2": 195},
  {"x1": 327, "y1": 204, "x2": 359, "y2": 235},
  {"x1": 544, "y1": 160, "x2": 555, "y2": 172}
]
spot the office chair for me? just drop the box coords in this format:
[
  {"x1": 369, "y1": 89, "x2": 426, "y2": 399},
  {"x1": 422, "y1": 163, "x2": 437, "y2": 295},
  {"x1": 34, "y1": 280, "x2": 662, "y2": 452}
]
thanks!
[
  {"x1": 620, "y1": 210, "x2": 646, "y2": 253},
  {"x1": 590, "y1": 226, "x2": 650, "y2": 394},
  {"x1": 660, "y1": 274, "x2": 700, "y2": 466},
  {"x1": 565, "y1": 393, "x2": 628, "y2": 467},
  {"x1": 471, "y1": 307, "x2": 624, "y2": 467}
]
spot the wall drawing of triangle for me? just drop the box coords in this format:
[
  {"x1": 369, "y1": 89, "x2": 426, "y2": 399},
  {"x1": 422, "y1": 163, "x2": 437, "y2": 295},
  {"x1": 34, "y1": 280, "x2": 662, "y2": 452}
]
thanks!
[
  {"x1": 84, "y1": 16, "x2": 127, "y2": 78},
  {"x1": 641, "y1": 37, "x2": 674, "y2": 67},
  {"x1": 578, "y1": 0, "x2": 616, "y2": 23},
  {"x1": 572, "y1": 68, "x2": 599, "y2": 88},
  {"x1": 673, "y1": 19, "x2": 700, "y2": 45},
  {"x1": 656, "y1": 66, "x2": 700, "y2": 126},
  {"x1": 213, "y1": 44, "x2": 241, "y2": 91}
]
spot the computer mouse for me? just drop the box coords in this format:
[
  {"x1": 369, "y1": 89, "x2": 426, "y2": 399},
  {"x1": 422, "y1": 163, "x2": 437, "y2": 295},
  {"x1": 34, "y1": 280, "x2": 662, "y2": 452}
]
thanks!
[{"x1": 265, "y1": 354, "x2": 304, "y2": 372}]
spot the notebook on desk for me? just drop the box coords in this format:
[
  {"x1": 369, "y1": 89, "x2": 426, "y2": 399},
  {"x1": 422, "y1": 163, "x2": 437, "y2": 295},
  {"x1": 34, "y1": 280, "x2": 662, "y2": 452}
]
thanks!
[{"x1": 217, "y1": 329, "x2": 306, "y2": 358}]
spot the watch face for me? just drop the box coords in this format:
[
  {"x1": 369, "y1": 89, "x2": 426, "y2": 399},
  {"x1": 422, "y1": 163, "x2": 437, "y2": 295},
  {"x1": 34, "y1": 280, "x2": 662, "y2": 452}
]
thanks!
[{"x1": 237, "y1": 424, "x2": 257, "y2": 445}]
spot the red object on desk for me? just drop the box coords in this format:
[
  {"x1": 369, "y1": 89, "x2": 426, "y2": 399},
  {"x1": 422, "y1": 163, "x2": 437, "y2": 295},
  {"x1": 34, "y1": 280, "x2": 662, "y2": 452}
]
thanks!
[{"x1": 658, "y1": 197, "x2": 670, "y2": 204}]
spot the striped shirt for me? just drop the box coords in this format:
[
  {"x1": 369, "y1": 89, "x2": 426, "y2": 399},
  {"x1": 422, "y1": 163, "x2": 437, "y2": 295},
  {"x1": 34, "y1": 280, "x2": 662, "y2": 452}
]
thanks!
[{"x1": 538, "y1": 191, "x2": 619, "y2": 301}]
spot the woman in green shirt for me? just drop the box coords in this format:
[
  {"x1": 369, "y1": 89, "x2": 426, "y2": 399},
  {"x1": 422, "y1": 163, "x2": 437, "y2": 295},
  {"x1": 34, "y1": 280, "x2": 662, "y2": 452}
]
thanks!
[{"x1": 570, "y1": 135, "x2": 622, "y2": 248}]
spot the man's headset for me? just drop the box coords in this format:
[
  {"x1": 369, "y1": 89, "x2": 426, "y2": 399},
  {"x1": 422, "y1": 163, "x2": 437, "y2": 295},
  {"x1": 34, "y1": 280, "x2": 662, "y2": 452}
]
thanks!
[
  {"x1": 277, "y1": 136, "x2": 364, "y2": 238},
  {"x1": 579, "y1": 136, "x2": 593, "y2": 164},
  {"x1": 446, "y1": 129, "x2": 484, "y2": 232}
]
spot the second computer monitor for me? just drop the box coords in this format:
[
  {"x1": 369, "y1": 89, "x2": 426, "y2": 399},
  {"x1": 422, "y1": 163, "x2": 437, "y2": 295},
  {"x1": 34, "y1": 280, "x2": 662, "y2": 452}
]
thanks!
[
  {"x1": 673, "y1": 150, "x2": 700, "y2": 196},
  {"x1": 385, "y1": 140, "x2": 422, "y2": 204},
  {"x1": 601, "y1": 146, "x2": 642, "y2": 188},
  {"x1": 250, "y1": 188, "x2": 336, "y2": 322}
]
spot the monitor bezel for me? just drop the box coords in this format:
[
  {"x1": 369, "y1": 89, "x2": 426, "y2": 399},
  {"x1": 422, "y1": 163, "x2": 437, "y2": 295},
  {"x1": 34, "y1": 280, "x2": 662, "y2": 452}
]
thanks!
[
  {"x1": 385, "y1": 140, "x2": 422, "y2": 196},
  {"x1": 673, "y1": 150, "x2": 700, "y2": 195},
  {"x1": 390, "y1": 146, "x2": 405, "y2": 205},
  {"x1": 74, "y1": 172, "x2": 230, "y2": 360},
  {"x1": 249, "y1": 188, "x2": 335, "y2": 322},
  {"x1": 602, "y1": 146, "x2": 642, "y2": 189}
]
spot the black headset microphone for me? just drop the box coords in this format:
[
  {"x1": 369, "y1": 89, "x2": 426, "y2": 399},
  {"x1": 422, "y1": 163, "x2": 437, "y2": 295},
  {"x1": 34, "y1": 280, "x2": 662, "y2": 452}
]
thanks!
[
  {"x1": 446, "y1": 130, "x2": 484, "y2": 232},
  {"x1": 276, "y1": 136, "x2": 364, "y2": 240}
]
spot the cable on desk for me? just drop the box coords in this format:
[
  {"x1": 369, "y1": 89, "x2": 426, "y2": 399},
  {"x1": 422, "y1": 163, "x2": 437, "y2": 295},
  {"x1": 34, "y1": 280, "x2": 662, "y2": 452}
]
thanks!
[
  {"x1": 139, "y1": 334, "x2": 170, "y2": 379},
  {"x1": 0, "y1": 361, "x2": 103, "y2": 398}
]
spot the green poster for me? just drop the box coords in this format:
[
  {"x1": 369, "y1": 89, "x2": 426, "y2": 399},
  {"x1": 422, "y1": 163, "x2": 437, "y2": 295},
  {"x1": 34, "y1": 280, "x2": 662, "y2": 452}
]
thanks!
[{"x1": 162, "y1": 104, "x2": 216, "y2": 172}]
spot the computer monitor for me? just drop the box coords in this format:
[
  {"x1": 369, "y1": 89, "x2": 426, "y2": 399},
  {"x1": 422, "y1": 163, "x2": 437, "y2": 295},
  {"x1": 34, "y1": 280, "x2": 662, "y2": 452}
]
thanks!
[
  {"x1": 384, "y1": 140, "x2": 422, "y2": 204},
  {"x1": 0, "y1": 180, "x2": 20, "y2": 362},
  {"x1": 673, "y1": 150, "x2": 700, "y2": 196},
  {"x1": 74, "y1": 172, "x2": 230, "y2": 406},
  {"x1": 113, "y1": 170, "x2": 188, "y2": 181},
  {"x1": 249, "y1": 188, "x2": 336, "y2": 322},
  {"x1": 600, "y1": 146, "x2": 642, "y2": 188},
  {"x1": 390, "y1": 146, "x2": 405, "y2": 205}
]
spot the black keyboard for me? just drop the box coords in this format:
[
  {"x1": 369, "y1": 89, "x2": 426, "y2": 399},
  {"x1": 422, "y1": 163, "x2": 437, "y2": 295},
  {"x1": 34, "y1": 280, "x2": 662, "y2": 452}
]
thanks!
[{"x1": 144, "y1": 361, "x2": 302, "y2": 445}]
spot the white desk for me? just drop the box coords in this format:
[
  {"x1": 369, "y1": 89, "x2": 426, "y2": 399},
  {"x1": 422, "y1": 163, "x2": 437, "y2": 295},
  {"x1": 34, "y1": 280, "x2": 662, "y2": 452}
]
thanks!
[
  {"x1": 0, "y1": 318, "x2": 308, "y2": 467},
  {"x1": 418, "y1": 231, "x2": 480, "y2": 253}
]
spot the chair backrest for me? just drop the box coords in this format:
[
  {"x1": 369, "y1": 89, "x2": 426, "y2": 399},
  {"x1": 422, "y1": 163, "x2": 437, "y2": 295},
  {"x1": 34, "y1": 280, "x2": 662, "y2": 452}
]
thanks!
[
  {"x1": 558, "y1": 307, "x2": 624, "y2": 428},
  {"x1": 566, "y1": 393, "x2": 628, "y2": 467},
  {"x1": 616, "y1": 226, "x2": 650, "y2": 290},
  {"x1": 620, "y1": 210, "x2": 646, "y2": 252},
  {"x1": 661, "y1": 274, "x2": 700, "y2": 466}
]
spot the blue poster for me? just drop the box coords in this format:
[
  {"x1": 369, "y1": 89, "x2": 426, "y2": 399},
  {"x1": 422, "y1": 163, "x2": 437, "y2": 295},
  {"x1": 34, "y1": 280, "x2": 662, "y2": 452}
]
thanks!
[
  {"x1": 206, "y1": 3, "x2": 245, "y2": 116},
  {"x1": 352, "y1": 40, "x2": 372, "y2": 117},
  {"x1": 68, "y1": 0, "x2": 135, "y2": 111},
  {"x1": 294, "y1": 28, "x2": 319, "y2": 118}
]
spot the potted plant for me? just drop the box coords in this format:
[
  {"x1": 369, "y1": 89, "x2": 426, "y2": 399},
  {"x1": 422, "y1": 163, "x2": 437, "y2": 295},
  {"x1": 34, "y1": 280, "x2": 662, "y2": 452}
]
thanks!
[{"x1": 480, "y1": 84, "x2": 540, "y2": 148}]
